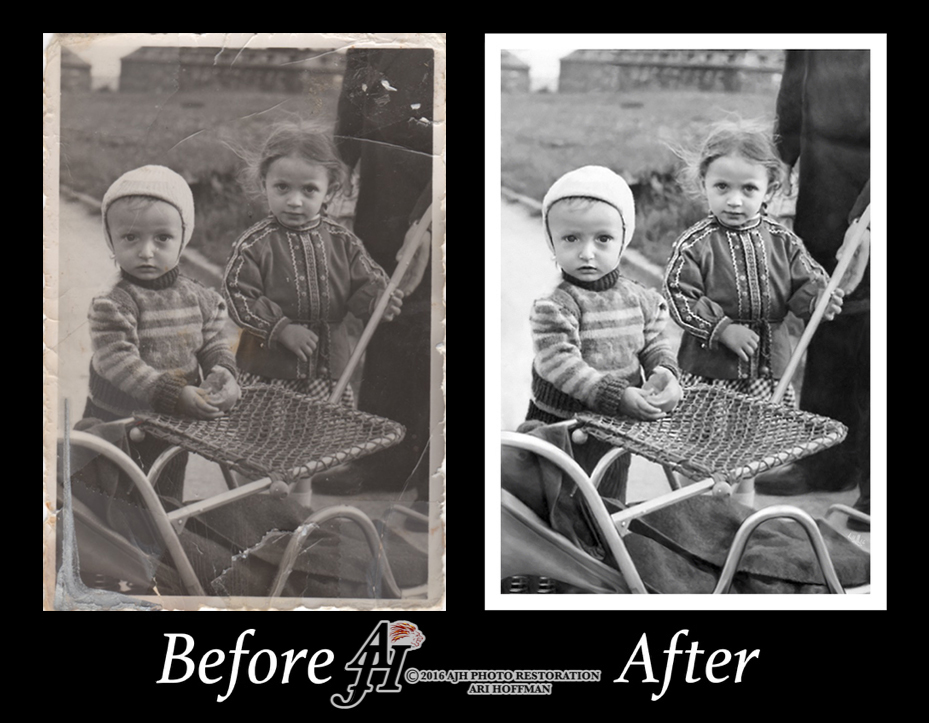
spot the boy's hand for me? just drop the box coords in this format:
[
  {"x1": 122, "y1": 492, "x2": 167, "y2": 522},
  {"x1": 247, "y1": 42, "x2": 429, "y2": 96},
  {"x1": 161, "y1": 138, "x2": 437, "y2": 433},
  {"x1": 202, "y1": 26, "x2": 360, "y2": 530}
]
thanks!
[
  {"x1": 278, "y1": 324, "x2": 319, "y2": 363},
  {"x1": 619, "y1": 386, "x2": 667, "y2": 421},
  {"x1": 815, "y1": 287, "x2": 845, "y2": 321},
  {"x1": 200, "y1": 366, "x2": 240, "y2": 412},
  {"x1": 720, "y1": 324, "x2": 760, "y2": 362},
  {"x1": 378, "y1": 289, "x2": 404, "y2": 322},
  {"x1": 642, "y1": 367, "x2": 683, "y2": 413},
  {"x1": 176, "y1": 385, "x2": 224, "y2": 420}
]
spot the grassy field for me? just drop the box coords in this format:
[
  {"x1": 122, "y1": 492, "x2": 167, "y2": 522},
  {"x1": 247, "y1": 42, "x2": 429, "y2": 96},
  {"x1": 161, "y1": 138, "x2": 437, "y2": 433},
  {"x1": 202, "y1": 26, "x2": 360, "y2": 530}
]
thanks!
[
  {"x1": 502, "y1": 88, "x2": 781, "y2": 266},
  {"x1": 59, "y1": 86, "x2": 342, "y2": 267}
]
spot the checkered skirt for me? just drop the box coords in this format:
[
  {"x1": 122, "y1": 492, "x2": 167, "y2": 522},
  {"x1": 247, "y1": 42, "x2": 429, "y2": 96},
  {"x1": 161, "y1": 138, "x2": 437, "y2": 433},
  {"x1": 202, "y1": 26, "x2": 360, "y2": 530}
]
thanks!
[
  {"x1": 237, "y1": 371, "x2": 356, "y2": 408},
  {"x1": 680, "y1": 373, "x2": 798, "y2": 408}
]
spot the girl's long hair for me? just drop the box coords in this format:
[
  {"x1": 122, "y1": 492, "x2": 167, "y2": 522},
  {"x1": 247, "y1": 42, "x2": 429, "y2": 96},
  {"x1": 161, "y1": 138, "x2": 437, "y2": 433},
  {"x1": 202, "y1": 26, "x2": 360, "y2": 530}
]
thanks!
[
  {"x1": 225, "y1": 118, "x2": 348, "y2": 205},
  {"x1": 671, "y1": 117, "x2": 786, "y2": 202}
]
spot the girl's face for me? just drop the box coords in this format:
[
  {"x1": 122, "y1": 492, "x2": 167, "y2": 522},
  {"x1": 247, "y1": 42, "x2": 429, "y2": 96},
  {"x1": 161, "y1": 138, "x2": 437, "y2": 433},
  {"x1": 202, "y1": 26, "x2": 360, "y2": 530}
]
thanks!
[
  {"x1": 548, "y1": 199, "x2": 625, "y2": 282},
  {"x1": 703, "y1": 154, "x2": 773, "y2": 228},
  {"x1": 265, "y1": 155, "x2": 333, "y2": 228},
  {"x1": 107, "y1": 198, "x2": 184, "y2": 279}
]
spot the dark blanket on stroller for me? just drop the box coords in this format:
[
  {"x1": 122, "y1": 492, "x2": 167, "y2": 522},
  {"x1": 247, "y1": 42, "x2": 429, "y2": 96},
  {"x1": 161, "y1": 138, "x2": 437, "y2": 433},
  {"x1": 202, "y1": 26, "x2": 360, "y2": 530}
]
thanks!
[{"x1": 502, "y1": 423, "x2": 870, "y2": 594}]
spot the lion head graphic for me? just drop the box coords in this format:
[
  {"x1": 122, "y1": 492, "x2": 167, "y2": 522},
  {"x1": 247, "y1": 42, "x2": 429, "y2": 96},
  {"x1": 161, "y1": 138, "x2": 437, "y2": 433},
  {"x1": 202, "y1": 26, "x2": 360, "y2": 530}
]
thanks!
[{"x1": 389, "y1": 621, "x2": 425, "y2": 649}]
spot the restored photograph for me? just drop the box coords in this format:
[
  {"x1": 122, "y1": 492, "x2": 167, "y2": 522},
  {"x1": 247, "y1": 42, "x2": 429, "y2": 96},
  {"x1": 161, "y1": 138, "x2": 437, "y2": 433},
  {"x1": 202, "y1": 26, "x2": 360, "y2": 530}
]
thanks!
[
  {"x1": 44, "y1": 33, "x2": 445, "y2": 610},
  {"x1": 492, "y1": 39, "x2": 881, "y2": 601}
]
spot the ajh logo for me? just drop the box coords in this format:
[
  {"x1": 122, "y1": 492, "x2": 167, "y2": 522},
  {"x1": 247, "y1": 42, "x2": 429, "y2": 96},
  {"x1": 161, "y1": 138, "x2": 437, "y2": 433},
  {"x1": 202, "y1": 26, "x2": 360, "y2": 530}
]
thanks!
[{"x1": 330, "y1": 620, "x2": 425, "y2": 708}]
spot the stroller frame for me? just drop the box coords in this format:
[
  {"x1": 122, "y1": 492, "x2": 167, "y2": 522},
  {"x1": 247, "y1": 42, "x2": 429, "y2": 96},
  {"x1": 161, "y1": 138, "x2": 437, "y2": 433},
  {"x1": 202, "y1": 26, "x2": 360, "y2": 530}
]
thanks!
[{"x1": 502, "y1": 416, "x2": 870, "y2": 595}]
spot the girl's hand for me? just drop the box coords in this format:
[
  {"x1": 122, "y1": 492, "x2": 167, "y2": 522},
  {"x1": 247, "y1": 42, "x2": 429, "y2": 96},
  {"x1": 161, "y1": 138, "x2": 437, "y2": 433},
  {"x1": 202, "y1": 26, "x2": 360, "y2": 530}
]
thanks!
[
  {"x1": 177, "y1": 385, "x2": 224, "y2": 420},
  {"x1": 619, "y1": 386, "x2": 667, "y2": 421},
  {"x1": 815, "y1": 287, "x2": 845, "y2": 321},
  {"x1": 642, "y1": 367, "x2": 683, "y2": 413},
  {"x1": 278, "y1": 324, "x2": 319, "y2": 363},
  {"x1": 720, "y1": 324, "x2": 760, "y2": 362},
  {"x1": 379, "y1": 289, "x2": 404, "y2": 322},
  {"x1": 200, "y1": 366, "x2": 241, "y2": 412}
]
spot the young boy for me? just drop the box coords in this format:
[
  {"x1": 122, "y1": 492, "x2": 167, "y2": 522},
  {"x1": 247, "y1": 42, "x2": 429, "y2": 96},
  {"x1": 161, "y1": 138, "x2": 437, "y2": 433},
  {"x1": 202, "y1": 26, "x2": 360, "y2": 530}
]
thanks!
[
  {"x1": 84, "y1": 165, "x2": 240, "y2": 500},
  {"x1": 525, "y1": 165, "x2": 682, "y2": 502}
]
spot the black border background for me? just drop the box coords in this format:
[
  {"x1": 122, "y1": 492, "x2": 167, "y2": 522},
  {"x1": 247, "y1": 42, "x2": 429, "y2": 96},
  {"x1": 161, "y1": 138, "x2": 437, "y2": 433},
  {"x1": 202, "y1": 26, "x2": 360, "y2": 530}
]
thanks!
[{"x1": 48, "y1": 32, "x2": 895, "y2": 714}]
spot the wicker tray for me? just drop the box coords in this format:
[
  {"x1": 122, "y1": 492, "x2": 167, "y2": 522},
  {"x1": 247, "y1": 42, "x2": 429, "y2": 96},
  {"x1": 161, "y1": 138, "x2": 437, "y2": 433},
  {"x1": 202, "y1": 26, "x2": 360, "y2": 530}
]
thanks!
[
  {"x1": 577, "y1": 384, "x2": 847, "y2": 483},
  {"x1": 134, "y1": 383, "x2": 406, "y2": 481}
]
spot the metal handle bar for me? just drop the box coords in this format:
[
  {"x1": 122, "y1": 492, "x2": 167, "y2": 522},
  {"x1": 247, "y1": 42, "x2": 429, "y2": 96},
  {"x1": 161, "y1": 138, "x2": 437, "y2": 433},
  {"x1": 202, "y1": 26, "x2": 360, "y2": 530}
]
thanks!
[
  {"x1": 502, "y1": 430, "x2": 648, "y2": 594},
  {"x1": 712, "y1": 505, "x2": 846, "y2": 594}
]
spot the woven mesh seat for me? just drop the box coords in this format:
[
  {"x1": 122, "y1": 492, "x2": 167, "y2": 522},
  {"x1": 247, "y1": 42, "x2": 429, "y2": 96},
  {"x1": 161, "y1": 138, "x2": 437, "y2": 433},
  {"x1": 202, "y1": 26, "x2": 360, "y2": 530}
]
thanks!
[
  {"x1": 577, "y1": 384, "x2": 847, "y2": 483},
  {"x1": 134, "y1": 383, "x2": 406, "y2": 481}
]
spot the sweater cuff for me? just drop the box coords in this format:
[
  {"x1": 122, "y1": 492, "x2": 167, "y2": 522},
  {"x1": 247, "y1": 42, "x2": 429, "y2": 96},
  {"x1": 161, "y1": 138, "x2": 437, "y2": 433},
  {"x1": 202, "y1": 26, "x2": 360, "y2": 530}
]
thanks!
[
  {"x1": 151, "y1": 372, "x2": 189, "y2": 415},
  {"x1": 206, "y1": 359, "x2": 239, "y2": 381},
  {"x1": 708, "y1": 317, "x2": 732, "y2": 350},
  {"x1": 648, "y1": 361, "x2": 681, "y2": 379},
  {"x1": 268, "y1": 316, "x2": 292, "y2": 347},
  {"x1": 593, "y1": 374, "x2": 631, "y2": 416},
  {"x1": 789, "y1": 284, "x2": 820, "y2": 321}
]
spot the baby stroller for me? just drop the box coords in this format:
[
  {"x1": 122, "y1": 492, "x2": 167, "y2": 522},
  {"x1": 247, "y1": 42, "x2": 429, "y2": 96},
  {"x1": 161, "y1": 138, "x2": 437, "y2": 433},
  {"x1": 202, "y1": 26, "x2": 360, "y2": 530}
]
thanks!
[
  {"x1": 501, "y1": 386, "x2": 871, "y2": 594},
  {"x1": 55, "y1": 385, "x2": 430, "y2": 605}
]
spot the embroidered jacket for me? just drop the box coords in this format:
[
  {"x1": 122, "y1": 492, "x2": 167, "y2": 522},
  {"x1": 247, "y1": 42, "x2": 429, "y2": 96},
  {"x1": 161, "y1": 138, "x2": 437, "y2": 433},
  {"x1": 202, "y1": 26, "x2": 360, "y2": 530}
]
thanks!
[
  {"x1": 527, "y1": 268, "x2": 680, "y2": 423},
  {"x1": 223, "y1": 215, "x2": 389, "y2": 382},
  {"x1": 664, "y1": 214, "x2": 829, "y2": 380},
  {"x1": 87, "y1": 266, "x2": 237, "y2": 418}
]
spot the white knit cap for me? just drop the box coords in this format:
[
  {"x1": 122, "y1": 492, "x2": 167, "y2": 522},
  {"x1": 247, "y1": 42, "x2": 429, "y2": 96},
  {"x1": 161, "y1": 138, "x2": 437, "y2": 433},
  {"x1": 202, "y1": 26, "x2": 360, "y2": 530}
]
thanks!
[
  {"x1": 541, "y1": 165, "x2": 636, "y2": 251},
  {"x1": 101, "y1": 165, "x2": 195, "y2": 251}
]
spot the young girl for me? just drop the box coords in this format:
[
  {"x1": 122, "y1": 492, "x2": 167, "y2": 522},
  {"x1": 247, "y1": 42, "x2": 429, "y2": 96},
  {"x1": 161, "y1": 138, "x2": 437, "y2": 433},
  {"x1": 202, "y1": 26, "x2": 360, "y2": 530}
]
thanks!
[
  {"x1": 223, "y1": 122, "x2": 403, "y2": 408},
  {"x1": 664, "y1": 119, "x2": 843, "y2": 408}
]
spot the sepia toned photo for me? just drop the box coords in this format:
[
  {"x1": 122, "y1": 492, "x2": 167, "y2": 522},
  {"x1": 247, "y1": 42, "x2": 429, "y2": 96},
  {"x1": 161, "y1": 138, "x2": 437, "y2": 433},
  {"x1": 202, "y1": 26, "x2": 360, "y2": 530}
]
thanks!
[
  {"x1": 43, "y1": 33, "x2": 445, "y2": 610},
  {"x1": 488, "y1": 35, "x2": 884, "y2": 605}
]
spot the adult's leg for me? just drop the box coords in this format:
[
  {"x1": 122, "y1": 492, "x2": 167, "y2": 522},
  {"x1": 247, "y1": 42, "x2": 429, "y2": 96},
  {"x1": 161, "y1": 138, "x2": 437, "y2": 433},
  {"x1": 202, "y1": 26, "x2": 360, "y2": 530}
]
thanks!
[{"x1": 848, "y1": 314, "x2": 870, "y2": 529}]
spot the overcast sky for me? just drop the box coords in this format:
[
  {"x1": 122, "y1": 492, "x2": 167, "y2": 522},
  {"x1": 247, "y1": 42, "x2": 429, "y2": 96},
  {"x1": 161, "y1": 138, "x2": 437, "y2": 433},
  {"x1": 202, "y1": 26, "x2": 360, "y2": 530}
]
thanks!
[{"x1": 506, "y1": 48, "x2": 572, "y2": 91}]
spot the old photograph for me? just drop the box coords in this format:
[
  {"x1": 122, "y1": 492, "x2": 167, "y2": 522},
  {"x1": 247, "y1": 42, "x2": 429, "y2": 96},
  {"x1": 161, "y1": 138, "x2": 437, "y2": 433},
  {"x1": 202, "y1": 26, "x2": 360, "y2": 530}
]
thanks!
[
  {"x1": 488, "y1": 35, "x2": 883, "y2": 605},
  {"x1": 43, "y1": 33, "x2": 445, "y2": 610}
]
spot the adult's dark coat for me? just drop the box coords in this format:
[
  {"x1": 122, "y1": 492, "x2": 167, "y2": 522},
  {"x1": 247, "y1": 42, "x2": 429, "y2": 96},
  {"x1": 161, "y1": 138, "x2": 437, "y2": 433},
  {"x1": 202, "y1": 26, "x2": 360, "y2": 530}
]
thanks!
[
  {"x1": 774, "y1": 50, "x2": 870, "y2": 491},
  {"x1": 334, "y1": 48, "x2": 435, "y2": 495}
]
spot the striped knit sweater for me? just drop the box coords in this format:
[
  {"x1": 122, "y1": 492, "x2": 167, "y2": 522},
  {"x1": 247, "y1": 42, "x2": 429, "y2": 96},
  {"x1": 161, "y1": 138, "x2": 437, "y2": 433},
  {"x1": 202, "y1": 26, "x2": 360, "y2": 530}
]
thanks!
[
  {"x1": 87, "y1": 266, "x2": 238, "y2": 418},
  {"x1": 527, "y1": 268, "x2": 680, "y2": 423}
]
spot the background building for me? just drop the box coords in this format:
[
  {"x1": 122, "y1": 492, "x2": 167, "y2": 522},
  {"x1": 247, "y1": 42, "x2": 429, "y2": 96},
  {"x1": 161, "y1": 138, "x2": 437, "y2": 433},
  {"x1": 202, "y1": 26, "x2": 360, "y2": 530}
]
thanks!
[
  {"x1": 559, "y1": 50, "x2": 785, "y2": 94},
  {"x1": 120, "y1": 47, "x2": 346, "y2": 93},
  {"x1": 501, "y1": 50, "x2": 531, "y2": 93},
  {"x1": 60, "y1": 48, "x2": 92, "y2": 92}
]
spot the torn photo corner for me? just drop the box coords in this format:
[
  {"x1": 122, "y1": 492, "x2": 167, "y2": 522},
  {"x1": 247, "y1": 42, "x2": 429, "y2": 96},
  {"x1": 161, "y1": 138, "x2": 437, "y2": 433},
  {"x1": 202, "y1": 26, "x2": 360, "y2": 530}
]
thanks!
[{"x1": 43, "y1": 32, "x2": 445, "y2": 611}]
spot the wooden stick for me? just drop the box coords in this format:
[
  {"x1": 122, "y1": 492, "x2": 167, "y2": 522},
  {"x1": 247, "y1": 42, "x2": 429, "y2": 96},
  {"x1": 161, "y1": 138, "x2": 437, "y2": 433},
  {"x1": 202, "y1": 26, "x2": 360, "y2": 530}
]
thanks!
[
  {"x1": 772, "y1": 204, "x2": 870, "y2": 404},
  {"x1": 329, "y1": 202, "x2": 433, "y2": 403}
]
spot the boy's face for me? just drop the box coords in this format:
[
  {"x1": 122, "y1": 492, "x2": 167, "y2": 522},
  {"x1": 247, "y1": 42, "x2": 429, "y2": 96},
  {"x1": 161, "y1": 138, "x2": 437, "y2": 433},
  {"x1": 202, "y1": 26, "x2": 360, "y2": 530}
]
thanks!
[
  {"x1": 264, "y1": 154, "x2": 333, "y2": 228},
  {"x1": 703, "y1": 154, "x2": 773, "y2": 228},
  {"x1": 107, "y1": 198, "x2": 184, "y2": 280},
  {"x1": 548, "y1": 199, "x2": 625, "y2": 282}
]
